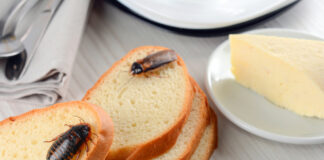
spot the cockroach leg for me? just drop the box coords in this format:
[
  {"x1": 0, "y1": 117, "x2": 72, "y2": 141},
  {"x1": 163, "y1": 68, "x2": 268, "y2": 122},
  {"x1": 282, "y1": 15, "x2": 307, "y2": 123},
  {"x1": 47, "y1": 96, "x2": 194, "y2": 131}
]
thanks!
[
  {"x1": 117, "y1": 76, "x2": 135, "y2": 92},
  {"x1": 85, "y1": 142, "x2": 89, "y2": 156},
  {"x1": 75, "y1": 150, "x2": 81, "y2": 160},
  {"x1": 92, "y1": 132, "x2": 98, "y2": 138},
  {"x1": 44, "y1": 134, "x2": 61, "y2": 143},
  {"x1": 44, "y1": 134, "x2": 66, "y2": 143},
  {"x1": 89, "y1": 137, "x2": 95, "y2": 145},
  {"x1": 73, "y1": 115, "x2": 86, "y2": 123},
  {"x1": 64, "y1": 124, "x2": 73, "y2": 128},
  {"x1": 88, "y1": 133, "x2": 97, "y2": 145}
]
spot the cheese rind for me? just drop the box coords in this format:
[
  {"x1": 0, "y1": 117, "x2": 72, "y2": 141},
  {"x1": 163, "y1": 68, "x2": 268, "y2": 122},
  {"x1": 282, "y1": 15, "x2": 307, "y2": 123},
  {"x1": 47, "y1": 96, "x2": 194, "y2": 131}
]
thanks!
[{"x1": 230, "y1": 34, "x2": 324, "y2": 118}]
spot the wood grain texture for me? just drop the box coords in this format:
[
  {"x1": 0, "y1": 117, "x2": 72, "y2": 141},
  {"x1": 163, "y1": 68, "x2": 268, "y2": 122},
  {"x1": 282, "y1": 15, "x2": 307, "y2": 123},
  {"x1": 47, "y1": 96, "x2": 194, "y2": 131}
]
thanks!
[{"x1": 1, "y1": 0, "x2": 324, "y2": 159}]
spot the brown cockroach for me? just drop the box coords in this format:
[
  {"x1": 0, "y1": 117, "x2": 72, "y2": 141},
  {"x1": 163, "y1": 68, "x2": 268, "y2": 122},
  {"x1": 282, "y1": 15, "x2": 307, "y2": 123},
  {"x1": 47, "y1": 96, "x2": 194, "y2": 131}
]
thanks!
[
  {"x1": 130, "y1": 49, "x2": 177, "y2": 75},
  {"x1": 45, "y1": 118, "x2": 95, "y2": 160},
  {"x1": 117, "y1": 49, "x2": 178, "y2": 93}
]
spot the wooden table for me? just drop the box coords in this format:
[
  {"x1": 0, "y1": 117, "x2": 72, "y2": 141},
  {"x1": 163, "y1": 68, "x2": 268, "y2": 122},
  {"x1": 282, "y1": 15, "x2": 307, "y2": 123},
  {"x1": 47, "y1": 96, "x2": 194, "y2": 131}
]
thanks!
[{"x1": 2, "y1": 0, "x2": 324, "y2": 159}]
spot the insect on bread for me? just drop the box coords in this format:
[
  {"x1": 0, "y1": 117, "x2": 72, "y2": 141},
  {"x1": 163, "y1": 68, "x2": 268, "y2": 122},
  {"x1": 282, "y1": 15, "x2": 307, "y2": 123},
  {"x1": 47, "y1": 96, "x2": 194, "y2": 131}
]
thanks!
[
  {"x1": 45, "y1": 117, "x2": 96, "y2": 160},
  {"x1": 118, "y1": 49, "x2": 178, "y2": 92},
  {"x1": 130, "y1": 49, "x2": 178, "y2": 76}
]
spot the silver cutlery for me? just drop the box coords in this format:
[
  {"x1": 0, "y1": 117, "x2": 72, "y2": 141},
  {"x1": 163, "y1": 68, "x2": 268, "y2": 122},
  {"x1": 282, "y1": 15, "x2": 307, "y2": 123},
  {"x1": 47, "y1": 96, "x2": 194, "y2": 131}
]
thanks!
[
  {"x1": 0, "y1": 0, "x2": 29, "y2": 58},
  {"x1": 0, "y1": 0, "x2": 43, "y2": 58},
  {"x1": 5, "y1": 0, "x2": 63, "y2": 80},
  {"x1": 0, "y1": 0, "x2": 23, "y2": 36},
  {"x1": 0, "y1": 0, "x2": 28, "y2": 38}
]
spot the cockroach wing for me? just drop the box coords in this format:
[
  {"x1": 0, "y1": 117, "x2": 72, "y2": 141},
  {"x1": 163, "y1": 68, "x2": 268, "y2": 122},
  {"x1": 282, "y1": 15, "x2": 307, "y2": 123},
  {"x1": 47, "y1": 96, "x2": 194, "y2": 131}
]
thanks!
[{"x1": 143, "y1": 50, "x2": 177, "y2": 71}]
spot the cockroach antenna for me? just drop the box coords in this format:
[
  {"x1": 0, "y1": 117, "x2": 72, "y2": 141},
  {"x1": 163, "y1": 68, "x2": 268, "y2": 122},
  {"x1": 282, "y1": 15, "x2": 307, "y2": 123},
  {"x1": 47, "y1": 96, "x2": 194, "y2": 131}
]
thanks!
[{"x1": 73, "y1": 115, "x2": 86, "y2": 123}]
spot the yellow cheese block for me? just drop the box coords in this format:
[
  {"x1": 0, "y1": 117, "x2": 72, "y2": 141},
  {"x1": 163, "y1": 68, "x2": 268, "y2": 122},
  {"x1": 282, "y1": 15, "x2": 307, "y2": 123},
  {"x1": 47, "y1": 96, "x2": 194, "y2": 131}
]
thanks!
[{"x1": 230, "y1": 34, "x2": 324, "y2": 118}]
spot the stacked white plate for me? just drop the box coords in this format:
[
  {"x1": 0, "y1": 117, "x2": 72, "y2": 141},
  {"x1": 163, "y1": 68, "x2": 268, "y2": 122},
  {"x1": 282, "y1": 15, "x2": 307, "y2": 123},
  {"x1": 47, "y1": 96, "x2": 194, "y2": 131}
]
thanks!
[
  {"x1": 117, "y1": 0, "x2": 298, "y2": 29},
  {"x1": 205, "y1": 28, "x2": 324, "y2": 144}
]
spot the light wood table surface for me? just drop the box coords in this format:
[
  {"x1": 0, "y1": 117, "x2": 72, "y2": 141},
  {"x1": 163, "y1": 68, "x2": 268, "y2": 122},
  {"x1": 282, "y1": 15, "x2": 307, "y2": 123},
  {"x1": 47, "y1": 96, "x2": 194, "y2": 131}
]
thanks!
[{"x1": 1, "y1": 0, "x2": 324, "y2": 159}]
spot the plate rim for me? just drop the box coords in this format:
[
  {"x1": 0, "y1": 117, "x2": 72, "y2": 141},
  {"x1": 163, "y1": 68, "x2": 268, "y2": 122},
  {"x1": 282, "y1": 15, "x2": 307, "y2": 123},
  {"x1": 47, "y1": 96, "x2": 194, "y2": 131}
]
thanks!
[
  {"x1": 205, "y1": 28, "x2": 324, "y2": 144},
  {"x1": 117, "y1": 0, "x2": 298, "y2": 29}
]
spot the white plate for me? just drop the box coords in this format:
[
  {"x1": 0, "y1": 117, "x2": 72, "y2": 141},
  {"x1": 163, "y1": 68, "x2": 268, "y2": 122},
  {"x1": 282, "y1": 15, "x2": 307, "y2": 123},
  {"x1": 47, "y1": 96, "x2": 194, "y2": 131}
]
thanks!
[
  {"x1": 117, "y1": 0, "x2": 298, "y2": 29},
  {"x1": 205, "y1": 28, "x2": 324, "y2": 144}
]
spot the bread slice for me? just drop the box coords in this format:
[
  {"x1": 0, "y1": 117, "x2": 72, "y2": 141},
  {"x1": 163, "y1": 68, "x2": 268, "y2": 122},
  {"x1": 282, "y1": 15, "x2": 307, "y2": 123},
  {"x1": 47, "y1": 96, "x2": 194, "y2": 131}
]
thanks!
[
  {"x1": 190, "y1": 109, "x2": 218, "y2": 160},
  {"x1": 83, "y1": 46, "x2": 194, "y2": 160},
  {"x1": 0, "y1": 101, "x2": 114, "y2": 160},
  {"x1": 152, "y1": 78, "x2": 209, "y2": 160}
]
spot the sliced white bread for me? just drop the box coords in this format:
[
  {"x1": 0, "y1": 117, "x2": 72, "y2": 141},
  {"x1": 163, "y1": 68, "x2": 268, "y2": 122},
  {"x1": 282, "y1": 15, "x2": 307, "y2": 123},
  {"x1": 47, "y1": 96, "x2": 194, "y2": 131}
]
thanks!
[
  {"x1": 0, "y1": 101, "x2": 114, "y2": 160},
  {"x1": 152, "y1": 78, "x2": 209, "y2": 160},
  {"x1": 83, "y1": 46, "x2": 194, "y2": 160},
  {"x1": 190, "y1": 109, "x2": 218, "y2": 160}
]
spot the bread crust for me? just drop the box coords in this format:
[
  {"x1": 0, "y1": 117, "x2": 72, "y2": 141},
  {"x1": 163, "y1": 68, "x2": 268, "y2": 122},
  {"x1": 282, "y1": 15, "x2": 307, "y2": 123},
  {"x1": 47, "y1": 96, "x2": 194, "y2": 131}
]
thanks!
[
  {"x1": 189, "y1": 106, "x2": 218, "y2": 160},
  {"x1": 0, "y1": 101, "x2": 114, "y2": 160},
  {"x1": 201, "y1": 107, "x2": 218, "y2": 160},
  {"x1": 152, "y1": 77, "x2": 210, "y2": 160},
  {"x1": 87, "y1": 102, "x2": 114, "y2": 160},
  {"x1": 82, "y1": 46, "x2": 194, "y2": 160},
  {"x1": 177, "y1": 78, "x2": 210, "y2": 160},
  {"x1": 210, "y1": 107, "x2": 218, "y2": 151}
]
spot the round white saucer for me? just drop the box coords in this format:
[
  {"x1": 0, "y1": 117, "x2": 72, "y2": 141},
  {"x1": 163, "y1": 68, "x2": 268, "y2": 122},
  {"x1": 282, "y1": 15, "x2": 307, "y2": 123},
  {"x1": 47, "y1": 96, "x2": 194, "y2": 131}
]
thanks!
[{"x1": 205, "y1": 28, "x2": 324, "y2": 144}]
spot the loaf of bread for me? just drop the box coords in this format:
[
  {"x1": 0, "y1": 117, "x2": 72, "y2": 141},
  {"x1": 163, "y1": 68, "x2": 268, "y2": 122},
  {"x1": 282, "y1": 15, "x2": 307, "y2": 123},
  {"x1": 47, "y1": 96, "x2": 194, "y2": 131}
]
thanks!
[
  {"x1": 152, "y1": 78, "x2": 209, "y2": 160},
  {"x1": 83, "y1": 46, "x2": 194, "y2": 160},
  {"x1": 190, "y1": 109, "x2": 218, "y2": 160},
  {"x1": 0, "y1": 101, "x2": 114, "y2": 160}
]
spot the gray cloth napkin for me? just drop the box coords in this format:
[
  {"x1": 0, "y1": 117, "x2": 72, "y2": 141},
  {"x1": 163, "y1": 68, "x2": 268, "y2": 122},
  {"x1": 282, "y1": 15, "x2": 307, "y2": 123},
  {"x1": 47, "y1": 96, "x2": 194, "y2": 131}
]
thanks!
[{"x1": 0, "y1": 0, "x2": 91, "y2": 104}]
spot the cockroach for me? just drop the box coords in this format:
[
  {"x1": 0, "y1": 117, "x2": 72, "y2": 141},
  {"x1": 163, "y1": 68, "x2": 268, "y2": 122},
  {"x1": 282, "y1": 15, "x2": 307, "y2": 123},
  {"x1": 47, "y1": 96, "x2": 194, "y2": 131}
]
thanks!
[
  {"x1": 117, "y1": 49, "x2": 177, "y2": 92},
  {"x1": 45, "y1": 122, "x2": 95, "y2": 160},
  {"x1": 130, "y1": 49, "x2": 177, "y2": 75}
]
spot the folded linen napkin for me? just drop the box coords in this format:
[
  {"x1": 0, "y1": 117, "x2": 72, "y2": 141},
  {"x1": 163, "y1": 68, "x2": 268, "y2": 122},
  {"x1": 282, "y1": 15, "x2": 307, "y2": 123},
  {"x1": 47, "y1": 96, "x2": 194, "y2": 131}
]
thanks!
[{"x1": 0, "y1": 0, "x2": 91, "y2": 104}]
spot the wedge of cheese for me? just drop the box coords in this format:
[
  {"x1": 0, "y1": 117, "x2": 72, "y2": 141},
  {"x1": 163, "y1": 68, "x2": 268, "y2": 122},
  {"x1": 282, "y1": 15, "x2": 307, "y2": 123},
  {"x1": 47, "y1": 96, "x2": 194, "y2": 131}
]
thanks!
[{"x1": 230, "y1": 34, "x2": 324, "y2": 118}]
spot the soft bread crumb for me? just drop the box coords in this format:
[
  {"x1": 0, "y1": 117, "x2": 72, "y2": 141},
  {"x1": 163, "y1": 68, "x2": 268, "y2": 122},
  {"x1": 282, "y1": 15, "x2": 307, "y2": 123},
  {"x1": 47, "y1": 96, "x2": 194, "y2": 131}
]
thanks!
[
  {"x1": 0, "y1": 103, "x2": 100, "y2": 160},
  {"x1": 153, "y1": 83, "x2": 207, "y2": 160},
  {"x1": 190, "y1": 113, "x2": 217, "y2": 160},
  {"x1": 85, "y1": 47, "x2": 189, "y2": 152}
]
